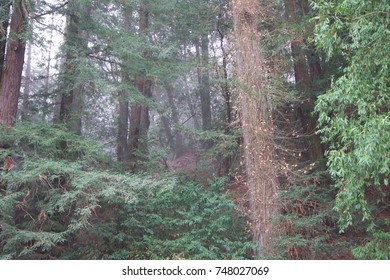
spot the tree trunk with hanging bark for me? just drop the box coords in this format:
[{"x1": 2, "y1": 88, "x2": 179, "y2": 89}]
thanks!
[{"x1": 232, "y1": 0, "x2": 279, "y2": 258}]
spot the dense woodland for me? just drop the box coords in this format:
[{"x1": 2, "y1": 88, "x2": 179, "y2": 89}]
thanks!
[{"x1": 0, "y1": 0, "x2": 389, "y2": 259}]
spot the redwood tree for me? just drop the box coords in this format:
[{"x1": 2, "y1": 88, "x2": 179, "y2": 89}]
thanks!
[
  {"x1": 58, "y1": 0, "x2": 89, "y2": 135},
  {"x1": 127, "y1": 1, "x2": 152, "y2": 166},
  {"x1": 284, "y1": 0, "x2": 323, "y2": 161},
  {"x1": 0, "y1": 0, "x2": 27, "y2": 126}
]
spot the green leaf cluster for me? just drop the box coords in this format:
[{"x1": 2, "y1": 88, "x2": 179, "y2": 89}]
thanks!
[{"x1": 313, "y1": 0, "x2": 390, "y2": 259}]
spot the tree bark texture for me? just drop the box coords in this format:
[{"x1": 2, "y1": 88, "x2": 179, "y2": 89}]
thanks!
[
  {"x1": 0, "y1": 0, "x2": 27, "y2": 126},
  {"x1": 128, "y1": 76, "x2": 151, "y2": 163},
  {"x1": 232, "y1": 0, "x2": 279, "y2": 258},
  {"x1": 284, "y1": 0, "x2": 323, "y2": 161}
]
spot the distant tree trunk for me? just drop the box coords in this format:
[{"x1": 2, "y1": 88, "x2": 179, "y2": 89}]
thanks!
[
  {"x1": 0, "y1": 1, "x2": 10, "y2": 85},
  {"x1": 164, "y1": 82, "x2": 185, "y2": 157},
  {"x1": 117, "y1": 74, "x2": 129, "y2": 162},
  {"x1": 117, "y1": 7, "x2": 132, "y2": 162},
  {"x1": 59, "y1": 0, "x2": 88, "y2": 135},
  {"x1": 199, "y1": 34, "x2": 212, "y2": 131},
  {"x1": 21, "y1": 25, "x2": 33, "y2": 121},
  {"x1": 161, "y1": 113, "x2": 174, "y2": 150},
  {"x1": 216, "y1": 16, "x2": 232, "y2": 129},
  {"x1": 42, "y1": 16, "x2": 54, "y2": 122},
  {"x1": 217, "y1": 19, "x2": 233, "y2": 176},
  {"x1": 0, "y1": 0, "x2": 27, "y2": 126},
  {"x1": 127, "y1": 1, "x2": 152, "y2": 167},
  {"x1": 232, "y1": 0, "x2": 279, "y2": 258},
  {"x1": 183, "y1": 73, "x2": 201, "y2": 130}
]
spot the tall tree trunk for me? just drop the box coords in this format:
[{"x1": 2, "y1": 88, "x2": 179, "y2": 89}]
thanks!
[
  {"x1": 116, "y1": 7, "x2": 132, "y2": 162},
  {"x1": 232, "y1": 0, "x2": 279, "y2": 258},
  {"x1": 59, "y1": 0, "x2": 88, "y2": 135},
  {"x1": 0, "y1": 0, "x2": 27, "y2": 126},
  {"x1": 284, "y1": 0, "x2": 323, "y2": 161},
  {"x1": 0, "y1": 1, "x2": 10, "y2": 85},
  {"x1": 127, "y1": 1, "x2": 152, "y2": 167}
]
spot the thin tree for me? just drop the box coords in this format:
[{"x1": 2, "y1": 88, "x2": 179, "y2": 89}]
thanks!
[{"x1": 198, "y1": 34, "x2": 212, "y2": 131}]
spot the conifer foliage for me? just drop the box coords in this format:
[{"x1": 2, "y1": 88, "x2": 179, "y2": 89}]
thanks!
[{"x1": 0, "y1": 123, "x2": 251, "y2": 259}]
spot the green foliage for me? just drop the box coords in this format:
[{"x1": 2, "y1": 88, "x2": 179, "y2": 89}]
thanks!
[
  {"x1": 0, "y1": 123, "x2": 251, "y2": 259},
  {"x1": 313, "y1": 0, "x2": 390, "y2": 259},
  {"x1": 102, "y1": 179, "x2": 252, "y2": 259},
  {"x1": 273, "y1": 169, "x2": 351, "y2": 259},
  {"x1": 352, "y1": 230, "x2": 390, "y2": 260},
  {"x1": 208, "y1": 175, "x2": 229, "y2": 193}
]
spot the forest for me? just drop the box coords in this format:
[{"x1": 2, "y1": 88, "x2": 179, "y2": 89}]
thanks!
[{"x1": 0, "y1": 0, "x2": 389, "y2": 260}]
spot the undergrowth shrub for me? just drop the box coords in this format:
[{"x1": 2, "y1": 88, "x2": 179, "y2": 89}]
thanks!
[
  {"x1": 273, "y1": 167, "x2": 352, "y2": 259},
  {"x1": 0, "y1": 123, "x2": 251, "y2": 259}
]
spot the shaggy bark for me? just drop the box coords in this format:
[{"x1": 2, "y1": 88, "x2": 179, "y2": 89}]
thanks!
[{"x1": 232, "y1": 0, "x2": 279, "y2": 258}]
